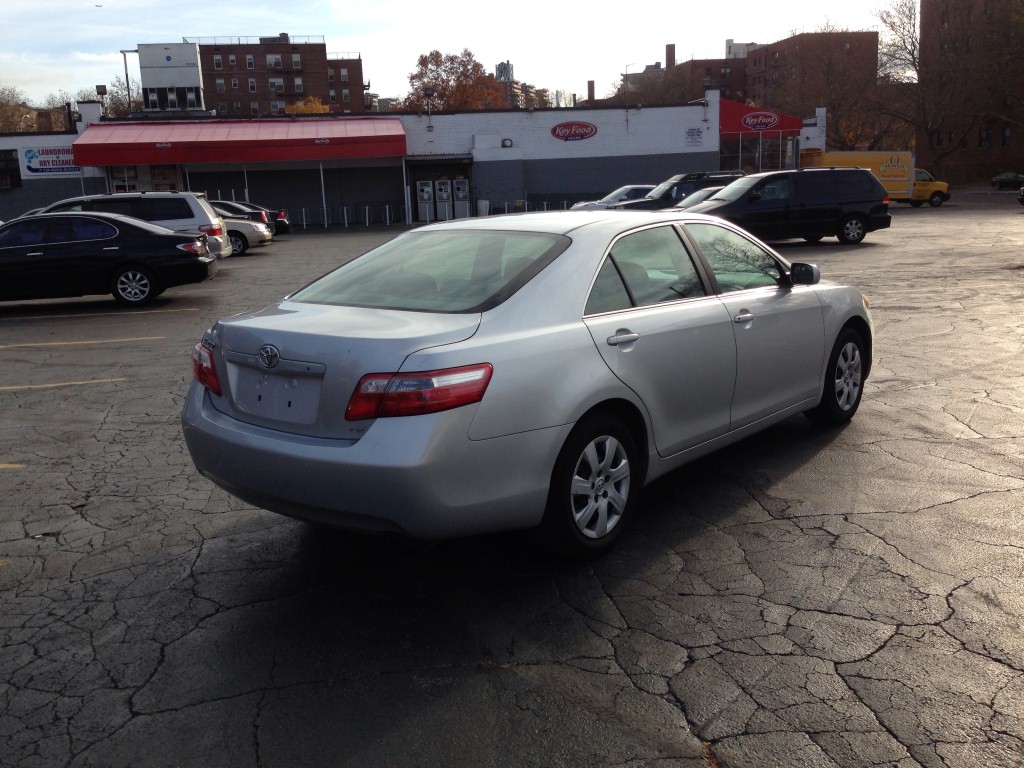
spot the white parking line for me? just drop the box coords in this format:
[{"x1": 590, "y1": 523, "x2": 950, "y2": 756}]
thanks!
[
  {"x1": 0, "y1": 337, "x2": 164, "y2": 350},
  {"x1": 0, "y1": 464, "x2": 25, "y2": 470},
  {"x1": 0, "y1": 378, "x2": 128, "y2": 392}
]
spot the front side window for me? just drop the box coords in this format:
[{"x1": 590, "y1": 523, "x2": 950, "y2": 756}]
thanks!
[
  {"x1": 756, "y1": 176, "x2": 790, "y2": 201},
  {"x1": 292, "y1": 230, "x2": 570, "y2": 313},
  {"x1": 0, "y1": 218, "x2": 49, "y2": 248},
  {"x1": 686, "y1": 222, "x2": 782, "y2": 294}
]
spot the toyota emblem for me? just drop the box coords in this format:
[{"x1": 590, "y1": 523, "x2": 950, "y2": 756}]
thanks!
[{"x1": 257, "y1": 345, "x2": 280, "y2": 369}]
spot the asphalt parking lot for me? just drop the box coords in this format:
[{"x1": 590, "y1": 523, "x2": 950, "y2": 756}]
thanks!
[{"x1": 2, "y1": 192, "x2": 1024, "y2": 768}]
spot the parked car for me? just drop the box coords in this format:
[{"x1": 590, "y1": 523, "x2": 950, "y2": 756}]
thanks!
[
  {"x1": 1017, "y1": 186, "x2": 1024, "y2": 206},
  {"x1": 609, "y1": 172, "x2": 746, "y2": 211},
  {"x1": 211, "y1": 200, "x2": 291, "y2": 234},
  {"x1": 673, "y1": 186, "x2": 725, "y2": 209},
  {"x1": 991, "y1": 171, "x2": 1024, "y2": 190},
  {"x1": 216, "y1": 214, "x2": 273, "y2": 256},
  {"x1": 687, "y1": 167, "x2": 891, "y2": 244},
  {"x1": 570, "y1": 185, "x2": 656, "y2": 211},
  {"x1": 0, "y1": 211, "x2": 217, "y2": 306},
  {"x1": 182, "y1": 210, "x2": 872, "y2": 558},
  {"x1": 36, "y1": 191, "x2": 232, "y2": 258}
]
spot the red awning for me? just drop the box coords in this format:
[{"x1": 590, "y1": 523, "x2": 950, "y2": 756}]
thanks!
[
  {"x1": 72, "y1": 118, "x2": 407, "y2": 166},
  {"x1": 719, "y1": 99, "x2": 804, "y2": 137}
]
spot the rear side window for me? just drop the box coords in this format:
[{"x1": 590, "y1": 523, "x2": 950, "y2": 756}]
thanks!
[
  {"x1": 90, "y1": 198, "x2": 137, "y2": 217},
  {"x1": 140, "y1": 198, "x2": 194, "y2": 221},
  {"x1": 292, "y1": 229, "x2": 569, "y2": 313},
  {"x1": 70, "y1": 216, "x2": 117, "y2": 241}
]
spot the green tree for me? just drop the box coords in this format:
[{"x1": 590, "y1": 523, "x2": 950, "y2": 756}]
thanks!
[
  {"x1": 403, "y1": 49, "x2": 507, "y2": 110},
  {"x1": 0, "y1": 84, "x2": 31, "y2": 132}
]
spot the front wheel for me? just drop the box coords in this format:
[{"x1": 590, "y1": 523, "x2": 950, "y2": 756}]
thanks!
[
  {"x1": 228, "y1": 231, "x2": 248, "y2": 255},
  {"x1": 837, "y1": 215, "x2": 866, "y2": 244},
  {"x1": 807, "y1": 328, "x2": 866, "y2": 426},
  {"x1": 928, "y1": 192, "x2": 945, "y2": 207},
  {"x1": 536, "y1": 414, "x2": 639, "y2": 559},
  {"x1": 111, "y1": 265, "x2": 157, "y2": 305}
]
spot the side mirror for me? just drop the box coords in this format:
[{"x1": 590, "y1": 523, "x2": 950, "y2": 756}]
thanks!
[
  {"x1": 790, "y1": 262, "x2": 821, "y2": 285},
  {"x1": 748, "y1": 191, "x2": 762, "y2": 202}
]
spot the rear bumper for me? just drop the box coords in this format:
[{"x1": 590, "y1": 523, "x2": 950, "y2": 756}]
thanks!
[{"x1": 181, "y1": 383, "x2": 565, "y2": 539}]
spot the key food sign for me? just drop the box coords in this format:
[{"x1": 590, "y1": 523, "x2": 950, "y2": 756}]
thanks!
[{"x1": 550, "y1": 121, "x2": 598, "y2": 142}]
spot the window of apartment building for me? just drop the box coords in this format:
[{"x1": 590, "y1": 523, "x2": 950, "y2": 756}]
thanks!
[
  {"x1": 231, "y1": 78, "x2": 238, "y2": 90},
  {"x1": 339, "y1": 68, "x2": 349, "y2": 82},
  {"x1": 270, "y1": 100, "x2": 286, "y2": 114},
  {"x1": 246, "y1": 55, "x2": 254, "y2": 70},
  {"x1": 213, "y1": 55, "x2": 223, "y2": 70},
  {"x1": 1003, "y1": 127, "x2": 1012, "y2": 147},
  {"x1": 720, "y1": 67, "x2": 731, "y2": 77},
  {"x1": 294, "y1": 77, "x2": 304, "y2": 93},
  {"x1": 328, "y1": 68, "x2": 334, "y2": 81},
  {"x1": 218, "y1": 102, "x2": 227, "y2": 115},
  {"x1": 216, "y1": 78, "x2": 225, "y2": 93},
  {"x1": 292, "y1": 53, "x2": 302, "y2": 69},
  {"x1": 267, "y1": 54, "x2": 282, "y2": 69},
  {"x1": 268, "y1": 77, "x2": 284, "y2": 93},
  {"x1": 329, "y1": 89, "x2": 336, "y2": 103},
  {"x1": 249, "y1": 78, "x2": 257, "y2": 93},
  {"x1": 978, "y1": 128, "x2": 992, "y2": 148},
  {"x1": 342, "y1": 88, "x2": 350, "y2": 103},
  {"x1": 233, "y1": 101, "x2": 241, "y2": 113},
  {"x1": 228, "y1": 54, "x2": 236, "y2": 66},
  {"x1": 251, "y1": 101, "x2": 260, "y2": 115},
  {"x1": 166, "y1": 87, "x2": 178, "y2": 109}
]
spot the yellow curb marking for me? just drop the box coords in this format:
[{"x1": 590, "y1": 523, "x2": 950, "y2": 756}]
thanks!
[
  {"x1": 0, "y1": 378, "x2": 128, "y2": 392},
  {"x1": 0, "y1": 337, "x2": 164, "y2": 350}
]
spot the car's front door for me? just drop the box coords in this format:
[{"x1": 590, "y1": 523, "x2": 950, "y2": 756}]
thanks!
[
  {"x1": 0, "y1": 218, "x2": 54, "y2": 300},
  {"x1": 583, "y1": 225, "x2": 737, "y2": 457},
  {"x1": 685, "y1": 222, "x2": 826, "y2": 427}
]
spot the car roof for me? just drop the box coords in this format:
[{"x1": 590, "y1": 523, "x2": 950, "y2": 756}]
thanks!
[{"x1": 414, "y1": 209, "x2": 744, "y2": 237}]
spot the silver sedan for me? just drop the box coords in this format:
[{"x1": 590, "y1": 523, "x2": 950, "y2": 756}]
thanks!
[{"x1": 181, "y1": 211, "x2": 872, "y2": 558}]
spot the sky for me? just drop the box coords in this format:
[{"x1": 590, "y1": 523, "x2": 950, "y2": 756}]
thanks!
[{"x1": 1, "y1": 1, "x2": 886, "y2": 107}]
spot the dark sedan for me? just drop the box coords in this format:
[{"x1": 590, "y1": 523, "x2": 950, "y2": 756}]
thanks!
[
  {"x1": 0, "y1": 212, "x2": 217, "y2": 306},
  {"x1": 210, "y1": 200, "x2": 291, "y2": 234},
  {"x1": 992, "y1": 171, "x2": 1024, "y2": 190}
]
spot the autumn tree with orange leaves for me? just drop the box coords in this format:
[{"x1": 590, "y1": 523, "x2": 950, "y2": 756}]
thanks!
[{"x1": 403, "y1": 49, "x2": 508, "y2": 110}]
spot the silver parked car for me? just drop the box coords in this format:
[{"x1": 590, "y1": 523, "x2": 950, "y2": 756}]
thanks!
[
  {"x1": 571, "y1": 184, "x2": 655, "y2": 211},
  {"x1": 182, "y1": 211, "x2": 872, "y2": 558},
  {"x1": 213, "y1": 207, "x2": 273, "y2": 256}
]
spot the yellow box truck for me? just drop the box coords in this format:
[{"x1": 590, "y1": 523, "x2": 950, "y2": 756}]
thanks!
[{"x1": 801, "y1": 150, "x2": 951, "y2": 207}]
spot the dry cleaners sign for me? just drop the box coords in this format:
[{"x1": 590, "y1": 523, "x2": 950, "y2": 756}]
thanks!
[{"x1": 22, "y1": 146, "x2": 80, "y2": 177}]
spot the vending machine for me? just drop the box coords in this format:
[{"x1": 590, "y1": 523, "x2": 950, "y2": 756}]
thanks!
[
  {"x1": 453, "y1": 179, "x2": 471, "y2": 219},
  {"x1": 416, "y1": 181, "x2": 434, "y2": 222},
  {"x1": 434, "y1": 180, "x2": 453, "y2": 221}
]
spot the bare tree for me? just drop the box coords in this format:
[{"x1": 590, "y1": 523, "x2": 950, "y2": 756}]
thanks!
[
  {"x1": 0, "y1": 84, "x2": 31, "y2": 132},
  {"x1": 403, "y1": 50, "x2": 508, "y2": 110}
]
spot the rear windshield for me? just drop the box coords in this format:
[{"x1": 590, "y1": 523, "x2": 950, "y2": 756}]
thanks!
[{"x1": 291, "y1": 229, "x2": 570, "y2": 313}]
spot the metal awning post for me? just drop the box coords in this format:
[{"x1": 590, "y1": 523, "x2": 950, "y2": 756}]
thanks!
[{"x1": 319, "y1": 162, "x2": 327, "y2": 229}]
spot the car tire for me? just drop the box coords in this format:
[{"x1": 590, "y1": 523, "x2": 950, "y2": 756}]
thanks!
[
  {"x1": 111, "y1": 265, "x2": 157, "y2": 305},
  {"x1": 837, "y1": 215, "x2": 867, "y2": 245},
  {"x1": 228, "y1": 231, "x2": 248, "y2": 256},
  {"x1": 928, "y1": 192, "x2": 945, "y2": 207},
  {"x1": 806, "y1": 327, "x2": 866, "y2": 426},
  {"x1": 536, "y1": 414, "x2": 639, "y2": 560}
]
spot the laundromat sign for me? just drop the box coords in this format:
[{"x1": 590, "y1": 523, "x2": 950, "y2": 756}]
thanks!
[
  {"x1": 550, "y1": 121, "x2": 598, "y2": 142},
  {"x1": 22, "y1": 146, "x2": 80, "y2": 176}
]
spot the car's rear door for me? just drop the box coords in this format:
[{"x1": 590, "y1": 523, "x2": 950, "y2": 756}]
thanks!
[{"x1": 583, "y1": 224, "x2": 737, "y2": 457}]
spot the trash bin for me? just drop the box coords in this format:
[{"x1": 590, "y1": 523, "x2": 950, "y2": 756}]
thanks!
[{"x1": 477, "y1": 200, "x2": 490, "y2": 217}]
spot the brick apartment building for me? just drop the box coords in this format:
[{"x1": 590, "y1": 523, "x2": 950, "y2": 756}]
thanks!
[{"x1": 189, "y1": 33, "x2": 366, "y2": 116}]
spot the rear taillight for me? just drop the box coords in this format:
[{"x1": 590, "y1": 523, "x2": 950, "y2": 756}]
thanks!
[
  {"x1": 276, "y1": 211, "x2": 288, "y2": 221},
  {"x1": 177, "y1": 240, "x2": 210, "y2": 255},
  {"x1": 191, "y1": 343, "x2": 221, "y2": 396},
  {"x1": 200, "y1": 224, "x2": 223, "y2": 237},
  {"x1": 346, "y1": 364, "x2": 493, "y2": 420}
]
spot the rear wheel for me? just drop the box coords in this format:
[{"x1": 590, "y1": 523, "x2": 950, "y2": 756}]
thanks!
[
  {"x1": 111, "y1": 265, "x2": 157, "y2": 305},
  {"x1": 807, "y1": 328, "x2": 866, "y2": 426},
  {"x1": 837, "y1": 215, "x2": 866, "y2": 245},
  {"x1": 536, "y1": 414, "x2": 639, "y2": 560},
  {"x1": 928, "y1": 192, "x2": 945, "y2": 207},
  {"x1": 228, "y1": 231, "x2": 248, "y2": 255}
]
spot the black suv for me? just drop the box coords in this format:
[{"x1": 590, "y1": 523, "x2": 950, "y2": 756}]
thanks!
[
  {"x1": 609, "y1": 171, "x2": 746, "y2": 211},
  {"x1": 687, "y1": 167, "x2": 890, "y2": 244}
]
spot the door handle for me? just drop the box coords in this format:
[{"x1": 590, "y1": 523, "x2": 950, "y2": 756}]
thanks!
[
  {"x1": 734, "y1": 312, "x2": 755, "y2": 324},
  {"x1": 26, "y1": 251, "x2": 44, "y2": 256},
  {"x1": 607, "y1": 330, "x2": 641, "y2": 346}
]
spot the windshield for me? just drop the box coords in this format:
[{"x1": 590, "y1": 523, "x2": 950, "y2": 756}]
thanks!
[
  {"x1": 706, "y1": 176, "x2": 760, "y2": 202},
  {"x1": 598, "y1": 186, "x2": 633, "y2": 203},
  {"x1": 291, "y1": 229, "x2": 570, "y2": 313}
]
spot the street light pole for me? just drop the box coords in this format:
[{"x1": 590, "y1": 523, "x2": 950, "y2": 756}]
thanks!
[{"x1": 120, "y1": 49, "x2": 137, "y2": 113}]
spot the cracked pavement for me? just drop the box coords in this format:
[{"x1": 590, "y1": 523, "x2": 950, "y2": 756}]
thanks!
[{"x1": 1, "y1": 196, "x2": 1023, "y2": 767}]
